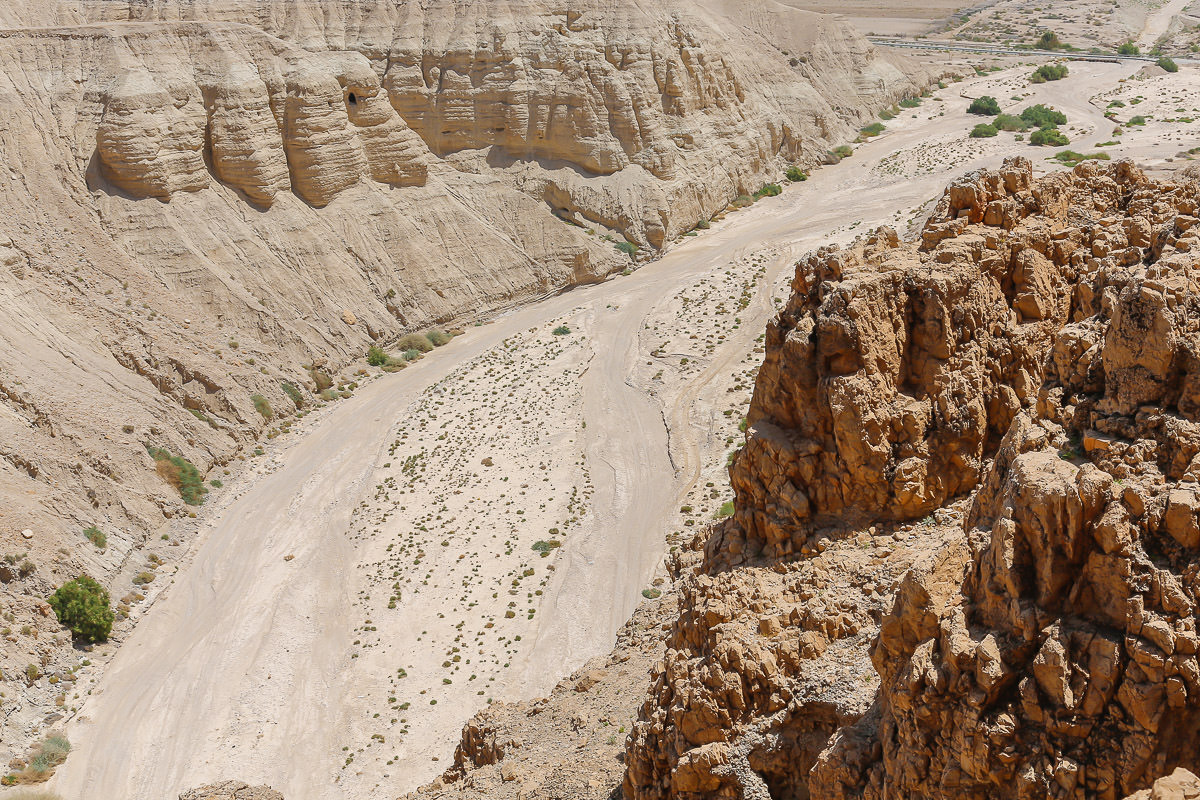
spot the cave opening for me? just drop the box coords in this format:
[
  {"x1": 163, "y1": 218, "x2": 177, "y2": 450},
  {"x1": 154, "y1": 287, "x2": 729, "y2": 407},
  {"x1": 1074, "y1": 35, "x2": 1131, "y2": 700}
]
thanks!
[{"x1": 347, "y1": 92, "x2": 357, "y2": 106}]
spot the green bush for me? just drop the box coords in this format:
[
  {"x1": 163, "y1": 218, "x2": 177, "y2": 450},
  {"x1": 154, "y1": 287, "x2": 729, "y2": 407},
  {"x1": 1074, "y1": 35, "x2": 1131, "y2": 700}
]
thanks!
[
  {"x1": 1030, "y1": 128, "x2": 1070, "y2": 146},
  {"x1": 1038, "y1": 31, "x2": 1063, "y2": 50},
  {"x1": 146, "y1": 446, "x2": 207, "y2": 505},
  {"x1": 1128, "y1": 115, "x2": 1147, "y2": 126},
  {"x1": 281, "y1": 382, "x2": 304, "y2": 409},
  {"x1": 641, "y1": 588, "x2": 662, "y2": 599},
  {"x1": 553, "y1": 325, "x2": 571, "y2": 336},
  {"x1": 48, "y1": 575, "x2": 113, "y2": 642},
  {"x1": 879, "y1": 107, "x2": 898, "y2": 120},
  {"x1": 753, "y1": 183, "x2": 782, "y2": 199},
  {"x1": 82, "y1": 526, "x2": 106, "y2": 550},
  {"x1": 531, "y1": 540, "x2": 562, "y2": 557},
  {"x1": 397, "y1": 333, "x2": 434, "y2": 353},
  {"x1": 1031, "y1": 63, "x2": 1069, "y2": 83},
  {"x1": 1158, "y1": 56, "x2": 1179, "y2": 73},
  {"x1": 1021, "y1": 104, "x2": 1067, "y2": 128},
  {"x1": 899, "y1": 97, "x2": 921, "y2": 109},
  {"x1": 730, "y1": 194, "x2": 755, "y2": 208},
  {"x1": 993, "y1": 113, "x2": 1029, "y2": 131},
  {"x1": 367, "y1": 345, "x2": 388, "y2": 366},
  {"x1": 968, "y1": 95, "x2": 1001, "y2": 115},
  {"x1": 695, "y1": 219, "x2": 710, "y2": 229},
  {"x1": 970, "y1": 123, "x2": 999, "y2": 138},
  {"x1": 615, "y1": 241, "x2": 637, "y2": 256},
  {"x1": 425, "y1": 329, "x2": 452, "y2": 347},
  {"x1": 785, "y1": 166, "x2": 807, "y2": 182},
  {"x1": 401, "y1": 348, "x2": 423, "y2": 362},
  {"x1": 310, "y1": 369, "x2": 333, "y2": 391},
  {"x1": 251, "y1": 394, "x2": 272, "y2": 420},
  {"x1": 1054, "y1": 150, "x2": 1111, "y2": 166},
  {"x1": 716, "y1": 501, "x2": 735, "y2": 518},
  {"x1": 832, "y1": 144, "x2": 854, "y2": 159},
  {"x1": 860, "y1": 122, "x2": 886, "y2": 137},
  {"x1": 1117, "y1": 41, "x2": 1140, "y2": 56}
]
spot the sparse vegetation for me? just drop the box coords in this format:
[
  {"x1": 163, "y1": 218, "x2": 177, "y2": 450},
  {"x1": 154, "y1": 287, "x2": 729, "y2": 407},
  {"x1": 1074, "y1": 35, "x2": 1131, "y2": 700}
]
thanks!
[
  {"x1": 970, "y1": 123, "x2": 999, "y2": 138},
  {"x1": 1158, "y1": 56, "x2": 1179, "y2": 73},
  {"x1": 397, "y1": 333, "x2": 434, "y2": 353},
  {"x1": 147, "y1": 446, "x2": 207, "y2": 505},
  {"x1": 967, "y1": 95, "x2": 1001, "y2": 115},
  {"x1": 281, "y1": 381, "x2": 304, "y2": 408},
  {"x1": 1128, "y1": 115, "x2": 1147, "y2": 126},
  {"x1": 752, "y1": 183, "x2": 781, "y2": 199},
  {"x1": 425, "y1": 329, "x2": 452, "y2": 347},
  {"x1": 1054, "y1": 150, "x2": 1110, "y2": 166},
  {"x1": 367, "y1": 345, "x2": 389, "y2": 366},
  {"x1": 553, "y1": 325, "x2": 571, "y2": 336},
  {"x1": 785, "y1": 166, "x2": 807, "y2": 182},
  {"x1": 251, "y1": 394, "x2": 272, "y2": 420},
  {"x1": 1037, "y1": 31, "x2": 1064, "y2": 50},
  {"x1": 48, "y1": 575, "x2": 113, "y2": 642},
  {"x1": 82, "y1": 526, "x2": 106, "y2": 550},
  {"x1": 641, "y1": 588, "x2": 662, "y2": 599},
  {"x1": 1030, "y1": 128, "x2": 1070, "y2": 146},
  {"x1": 993, "y1": 113, "x2": 1029, "y2": 132},
  {"x1": 859, "y1": 122, "x2": 886, "y2": 137},
  {"x1": 1020, "y1": 104, "x2": 1067, "y2": 129},
  {"x1": 1030, "y1": 63, "x2": 1069, "y2": 83},
  {"x1": 832, "y1": 144, "x2": 854, "y2": 160},
  {"x1": 615, "y1": 241, "x2": 637, "y2": 256}
]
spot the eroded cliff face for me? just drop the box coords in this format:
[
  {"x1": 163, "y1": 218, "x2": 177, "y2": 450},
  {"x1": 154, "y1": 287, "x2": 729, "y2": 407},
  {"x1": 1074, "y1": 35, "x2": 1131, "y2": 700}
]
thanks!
[{"x1": 626, "y1": 159, "x2": 1200, "y2": 799}]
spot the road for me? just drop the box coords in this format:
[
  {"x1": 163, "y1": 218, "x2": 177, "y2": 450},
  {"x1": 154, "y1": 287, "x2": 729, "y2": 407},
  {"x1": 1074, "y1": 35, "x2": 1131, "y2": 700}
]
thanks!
[{"x1": 51, "y1": 59, "x2": 1141, "y2": 800}]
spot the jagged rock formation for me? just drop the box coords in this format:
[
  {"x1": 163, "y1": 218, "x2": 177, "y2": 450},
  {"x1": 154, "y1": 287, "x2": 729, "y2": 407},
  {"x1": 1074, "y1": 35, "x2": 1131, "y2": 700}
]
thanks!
[
  {"x1": 0, "y1": 0, "x2": 927, "y2": 767},
  {"x1": 626, "y1": 159, "x2": 1200, "y2": 799},
  {"x1": 179, "y1": 782, "x2": 283, "y2": 800}
]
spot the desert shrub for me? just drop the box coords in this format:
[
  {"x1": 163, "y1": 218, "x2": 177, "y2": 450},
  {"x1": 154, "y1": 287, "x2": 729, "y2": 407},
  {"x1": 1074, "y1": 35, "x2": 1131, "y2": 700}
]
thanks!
[
  {"x1": 785, "y1": 166, "x2": 807, "y2": 182},
  {"x1": 401, "y1": 348, "x2": 422, "y2": 362},
  {"x1": 968, "y1": 95, "x2": 1001, "y2": 115},
  {"x1": 251, "y1": 394, "x2": 272, "y2": 420},
  {"x1": 367, "y1": 345, "x2": 388, "y2": 366},
  {"x1": 82, "y1": 526, "x2": 106, "y2": 550},
  {"x1": 1031, "y1": 63, "x2": 1069, "y2": 83},
  {"x1": 48, "y1": 575, "x2": 113, "y2": 642},
  {"x1": 753, "y1": 183, "x2": 782, "y2": 199},
  {"x1": 832, "y1": 144, "x2": 854, "y2": 159},
  {"x1": 716, "y1": 501, "x2": 735, "y2": 518},
  {"x1": 146, "y1": 446, "x2": 207, "y2": 505},
  {"x1": 1128, "y1": 115, "x2": 1147, "y2": 126},
  {"x1": 970, "y1": 123, "x2": 999, "y2": 138},
  {"x1": 553, "y1": 325, "x2": 571, "y2": 336},
  {"x1": 1021, "y1": 104, "x2": 1067, "y2": 128},
  {"x1": 615, "y1": 240, "x2": 637, "y2": 256},
  {"x1": 1038, "y1": 31, "x2": 1063, "y2": 50},
  {"x1": 1030, "y1": 128, "x2": 1070, "y2": 146},
  {"x1": 695, "y1": 219, "x2": 710, "y2": 229},
  {"x1": 1158, "y1": 56, "x2": 1179, "y2": 73},
  {"x1": 397, "y1": 333, "x2": 434, "y2": 353},
  {"x1": 641, "y1": 588, "x2": 662, "y2": 599},
  {"x1": 281, "y1": 382, "x2": 303, "y2": 409},
  {"x1": 425, "y1": 329, "x2": 452, "y2": 347},
  {"x1": 1054, "y1": 150, "x2": 1111, "y2": 166},
  {"x1": 531, "y1": 540, "x2": 561, "y2": 557},
  {"x1": 879, "y1": 107, "x2": 897, "y2": 120},
  {"x1": 898, "y1": 97, "x2": 920, "y2": 108},
  {"x1": 993, "y1": 113, "x2": 1029, "y2": 131},
  {"x1": 310, "y1": 369, "x2": 333, "y2": 391},
  {"x1": 1117, "y1": 41, "x2": 1140, "y2": 55},
  {"x1": 860, "y1": 121, "x2": 886, "y2": 136},
  {"x1": 730, "y1": 194, "x2": 755, "y2": 208}
]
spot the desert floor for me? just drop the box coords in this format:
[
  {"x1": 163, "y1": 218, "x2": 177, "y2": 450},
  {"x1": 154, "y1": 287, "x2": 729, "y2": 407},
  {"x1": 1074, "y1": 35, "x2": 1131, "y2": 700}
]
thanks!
[{"x1": 50, "y1": 56, "x2": 1192, "y2": 800}]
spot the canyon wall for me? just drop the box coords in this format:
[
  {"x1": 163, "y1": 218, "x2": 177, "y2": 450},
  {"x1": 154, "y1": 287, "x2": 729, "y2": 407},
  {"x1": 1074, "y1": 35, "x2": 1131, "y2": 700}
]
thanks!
[{"x1": 626, "y1": 159, "x2": 1200, "y2": 799}]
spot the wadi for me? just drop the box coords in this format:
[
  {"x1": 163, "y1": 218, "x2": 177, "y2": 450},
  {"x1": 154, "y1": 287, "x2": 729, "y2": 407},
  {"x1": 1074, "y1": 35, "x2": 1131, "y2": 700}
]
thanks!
[{"x1": 1, "y1": 1, "x2": 1199, "y2": 799}]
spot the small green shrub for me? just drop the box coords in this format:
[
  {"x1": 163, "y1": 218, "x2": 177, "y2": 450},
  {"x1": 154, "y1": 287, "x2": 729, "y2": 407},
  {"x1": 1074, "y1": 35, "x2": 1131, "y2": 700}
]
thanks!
[
  {"x1": 251, "y1": 394, "x2": 272, "y2": 420},
  {"x1": 1053, "y1": 150, "x2": 1111, "y2": 166},
  {"x1": 1021, "y1": 104, "x2": 1067, "y2": 128},
  {"x1": 147, "y1": 446, "x2": 207, "y2": 505},
  {"x1": 860, "y1": 121, "x2": 886, "y2": 137},
  {"x1": 785, "y1": 166, "x2": 807, "y2": 182},
  {"x1": 553, "y1": 325, "x2": 571, "y2": 336},
  {"x1": 401, "y1": 349, "x2": 422, "y2": 362},
  {"x1": 695, "y1": 219, "x2": 710, "y2": 229},
  {"x1": 1031, "y1": 63, "x2": 1069, "y2": 83},
  {"x1": 970, "y1": 123, "x2": 999, "y2": 138},
  {"x1": 832, "y1": 144, "x2": 854, "y2": 160},
  {"x1": 753, "y1": 183, "x2": 782, "y2": 199},
  {"x1": 1128, "y1": 115, "x2": 1147, "y2": 126},
  {"x1": 879, "y1": 107, "x2": 897, "y2": 120},
  {"x1": 898, "y1": 97, "x2": 921, "y2": 109},
  {"x1": 730, "y1": 194, "x2": 755, "y2": 208},
  {"x1": 281, "y1": 382, "x2": 304, "y2": 408},
  {"x1": 716, "y1": 501, "x2": 735, "y2": 518},
  {"x1": 641, "y1": 588, "x2": 662, "y2": 599},
  {"x1": 397, "y1": 333, "x2": 434, "y2": 353},
  {"x1": 993, "y1": 113, "x2": 1029, "y2": 131},
  {"x1": 1117, "y1": 41, "x2": 1140, "y2": 56},
  {"x1": 1158, "y1": 56, "x2": 1179, "y2": 73},
  {"x1": 367, "y1": 345, "x2": 388, "y2": 366},
  {"x1": 83, "y1": 526, "x2": 106, "y2": 550},
  {"x1": 48, "y1": 575, "x2": 113, "y2": 642},
  {"x1": 1030, "y1": 128, "x2": 1070, "y2": 146},
  {"x1": 615, "y1": 241, "x2": 637, "y2": 256},
  {"x1": 531, "y1": 540, "x2": 562, "y2": 557},
  {"x1": 967, "y1": 95, "x2": 1001, "y2": 115},
  {"x1": 425, "y1": 329, "x2": 452, "y2": 347}
]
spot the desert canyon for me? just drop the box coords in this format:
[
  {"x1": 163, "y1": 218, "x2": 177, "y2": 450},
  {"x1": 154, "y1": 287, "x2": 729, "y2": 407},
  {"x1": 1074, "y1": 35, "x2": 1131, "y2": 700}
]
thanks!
[{"x1": 1, "y1": 1, "x2": 1200, "y2": 800}]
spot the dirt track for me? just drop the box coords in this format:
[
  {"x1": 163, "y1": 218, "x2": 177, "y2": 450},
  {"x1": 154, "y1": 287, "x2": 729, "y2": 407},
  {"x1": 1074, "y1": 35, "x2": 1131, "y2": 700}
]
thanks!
[{"x1": 52, "y1": 60, "x2": 1146, "y2": 800}]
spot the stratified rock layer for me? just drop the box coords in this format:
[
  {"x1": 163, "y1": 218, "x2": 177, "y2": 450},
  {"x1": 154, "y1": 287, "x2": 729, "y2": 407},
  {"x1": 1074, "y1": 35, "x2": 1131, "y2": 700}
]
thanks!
[{"x1": 627, "y1": 159, "x2": 1200, "y2": 799}]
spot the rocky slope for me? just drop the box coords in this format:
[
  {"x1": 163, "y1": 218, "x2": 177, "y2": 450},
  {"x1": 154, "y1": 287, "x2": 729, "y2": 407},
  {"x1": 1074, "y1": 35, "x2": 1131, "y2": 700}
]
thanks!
[
  {"x1": 624, "y1": 158, "x2": 1200, "y2": 799},
  {"x1": 0, "y1": 0, "x2": 929, "y2": 776}
]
